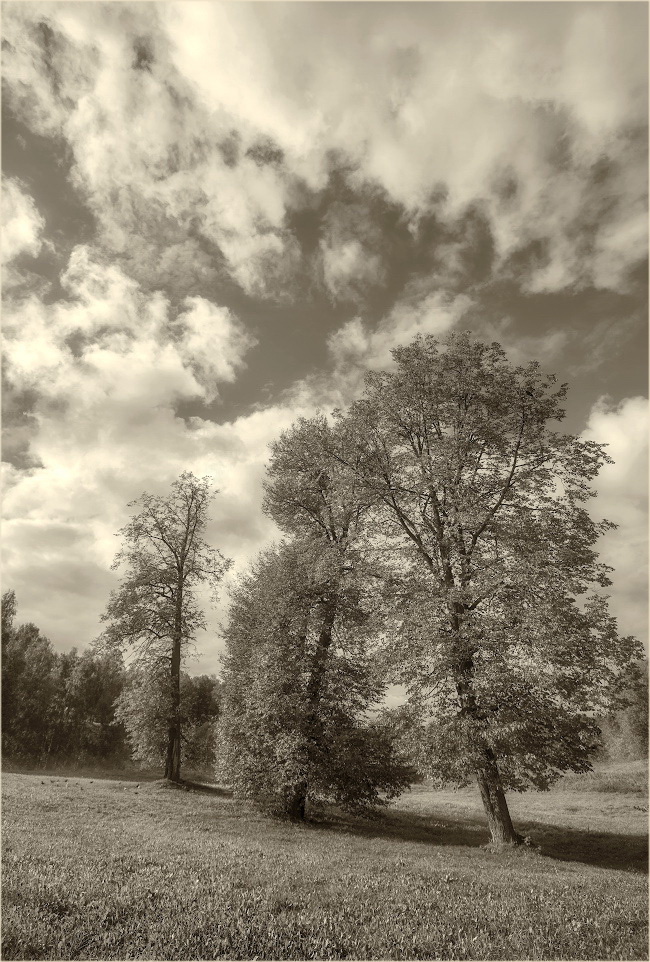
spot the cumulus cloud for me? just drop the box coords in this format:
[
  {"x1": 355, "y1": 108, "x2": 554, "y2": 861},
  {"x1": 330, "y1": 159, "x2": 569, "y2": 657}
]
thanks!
[
  {"x1": 2, "y1": 2, "x2": 646, "y2": 300},
  {"x1": 4, "y1": 246, "x2": 254, "y2": 401},
  {"x1": 583, "y1": 396, "x2": 648, "y2": 648},
  {"x1": 1, "y1": 1, "x2": 646, "y2": 673},
  {"x1": 2, "y1": 178, "x2": 44, "y2": 264},
  {"x1": 2, "y1": 178, "x2": 46, "y2": 291},
  {"x1": 327, "y1": 290, "x2": 472, "y2": 378},
  {"x1": 1, "y1": 243, "x2": 309, "y2": 668},
  {"x1": 318, "y1": 200, "x2": 387, "y2": 303},
  {"x1": 320, "y1": 239, "x2": 383, "y2": 304}
]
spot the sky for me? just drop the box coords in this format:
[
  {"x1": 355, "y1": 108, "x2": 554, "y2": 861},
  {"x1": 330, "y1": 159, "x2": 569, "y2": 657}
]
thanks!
[{"x1": 2, "y1": 1, "x2": 648, "y2": 679}]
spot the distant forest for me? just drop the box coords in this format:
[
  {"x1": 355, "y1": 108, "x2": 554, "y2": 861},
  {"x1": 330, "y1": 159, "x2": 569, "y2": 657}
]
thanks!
[{"x1": 1, "y1": 590, "x2": 220, "y2": 772}]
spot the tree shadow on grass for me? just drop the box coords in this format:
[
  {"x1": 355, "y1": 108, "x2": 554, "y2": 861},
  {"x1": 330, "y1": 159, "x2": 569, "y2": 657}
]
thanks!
[
  {"x1": 515, "y1": 819, "x2": 648, "y2": 875},
  {"x1": 148, "y1": 778, "x2": 233, "y2": 797},
  {"x1": 182, "y1": 780, "x2": 233, "y2": 797},
  {"x1": 311, "y1": 808, "x2": 648, "y2": 875}
]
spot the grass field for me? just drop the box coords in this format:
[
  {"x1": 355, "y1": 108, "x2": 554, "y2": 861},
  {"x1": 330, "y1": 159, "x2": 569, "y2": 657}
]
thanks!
[{"x1": 2, "y1": 767, "x2": 647, "y2": 960}]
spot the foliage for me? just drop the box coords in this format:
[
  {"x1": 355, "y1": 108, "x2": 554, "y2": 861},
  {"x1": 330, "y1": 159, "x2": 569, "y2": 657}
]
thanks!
[
  {"x1": 47, "y1": 648, "x2": 126, "y2": 760},
  {"x1": 1, "y1": 591, "x2": 128, "y2": 764},
  {"x1": 115, "y1": 669, "x2": 221, "y2": 772},
  {"x1": 98, "y1": 473, "x2": 229, "y2": 665},
  {"x1": 220, "y1": 415, "x2": 413, "y2": 817},
  {"x1": 95, "y1": 472, "x2": 230, "y2": 781},
  {"x1": 2, "y1": 611, "x2": 58, "y2": 759},
  {"x1": 330, "y1": 332, "x2": 642, "y2": 840},
  {"x1": 218, "y1": 539, "x2": 413, "y2": 817},
  {"x1": 598, "y1": 658, "x2": 649, "y2": 762}
]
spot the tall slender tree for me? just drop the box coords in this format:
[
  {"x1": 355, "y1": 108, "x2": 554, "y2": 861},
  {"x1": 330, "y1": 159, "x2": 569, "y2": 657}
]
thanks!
[
  {"x1": 95, "y1": 472, "x2": 230, "y2": 782},
  {"x1": 335, "y1": 332, "x2": 640, "y2": 846}
]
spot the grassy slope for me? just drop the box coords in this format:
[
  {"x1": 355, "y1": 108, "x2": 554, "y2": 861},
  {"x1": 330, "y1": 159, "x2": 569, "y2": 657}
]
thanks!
[{"x1": 2, "y1": 771, "x2": 647, "y2": 961}]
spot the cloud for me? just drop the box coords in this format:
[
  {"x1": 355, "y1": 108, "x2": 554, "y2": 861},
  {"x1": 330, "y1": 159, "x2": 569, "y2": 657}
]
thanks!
[
  {"x1": 278, "y1": 290, "x2": 474, "y2": 415},
  {"x1": 320, "y1": 238, "x2": 383, "y2": 304},
  {"x1": 173, "y1": 297, "x2": 257, "y2": 401},
  {"x1": 318, "y1": 200, "x2": 387, "y2": 303},
  {"x1": 2, "y1": 178, "x2": 44, "y2": 264},
  {"x1": 2, "y1": 178, "x2": 46, "y2": 292},
  {"x1": 327, "y1": 290, "x2": 472, "y2": 376},
  {"x1": 1, "y1": 246, "x2": 311, "y2": 668},
  {"x1": 1, "y1": 2, "x2": 646, "y2": 677},
  {"x1": 3, "y1": 246, "x2": 254, "y2": 403},
  {"x1": 583, "y1": 396, "x2": 649, "y2": 648},
  {"x1": 3, "y1": 2, "x2": 646, "y2": 301},
  {"x1": 2, "y1": 399, "x2": 318, "y2": 672}
]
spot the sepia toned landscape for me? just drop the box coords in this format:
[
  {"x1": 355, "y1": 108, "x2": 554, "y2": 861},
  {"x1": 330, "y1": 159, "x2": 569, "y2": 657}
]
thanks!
[{"x1": 2, "y1": 2, "x2": 648, "y2": 960}]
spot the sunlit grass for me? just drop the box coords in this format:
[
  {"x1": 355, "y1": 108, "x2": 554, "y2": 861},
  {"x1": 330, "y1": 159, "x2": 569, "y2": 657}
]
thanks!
[{"x1": 2, "y1": 770, "x2": 647, "y2": 960}]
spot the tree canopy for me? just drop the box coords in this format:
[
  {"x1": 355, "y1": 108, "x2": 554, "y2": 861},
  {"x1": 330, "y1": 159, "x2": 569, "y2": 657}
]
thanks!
[
  {"x1": 329, "y1": 332, "x2": 641, "y2": 844},
  {"x1": 218, "y1": 539, "x2": 413, "y2": 817},
  {"x1": 96, "y1": 472, "x2": 230, "y2": 781}
]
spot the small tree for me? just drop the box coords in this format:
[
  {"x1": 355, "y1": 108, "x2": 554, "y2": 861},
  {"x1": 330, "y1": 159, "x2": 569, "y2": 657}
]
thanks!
[
  {"x1": 335, "y1": 332, "x2": 641, "y2": 846},
  {"x1": 95, "y1": 472, "x2": 230, "y2": 782}
]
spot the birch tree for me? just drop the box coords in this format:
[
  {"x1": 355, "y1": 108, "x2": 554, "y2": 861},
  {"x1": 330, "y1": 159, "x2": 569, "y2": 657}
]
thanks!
[{"x1": 96, "y1": 472, "x2": 230, "y2": 782}]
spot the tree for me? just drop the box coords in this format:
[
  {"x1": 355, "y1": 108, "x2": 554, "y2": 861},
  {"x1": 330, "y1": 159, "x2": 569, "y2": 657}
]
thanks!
[
  {"x1": 95, "y1": 472, "x2": 230, "y2": 782},
  {"x1": 115, "y1": 669, "x2": 221, "y2": 772},
  {"x1": 334, "y1": 332, "x2": 641, "y2": 846},
  {"x1": 219, "y1": 416, "x2": 412, "y2": 818},
  {"x1": 2, "y1": 591, "x2": 129, "y2": 764},
  {"x1": 181, "y1": 673, "x2": 222, "y2": 770},
  {"x1": 56, "y1": 649, "x2": 127, "y2": 762},
  {"x1": 218, "y1": 540, "x2": 412, "y2": 818},
  {"x1": 1, "y1": 594, "x2": 59, "y2": 760},
  {"x1": 598, "y1": 658, "x2": 648, "y2": 761},
  {"x1": 2, "y1": 589, "x2": 17, "y2": 643}
]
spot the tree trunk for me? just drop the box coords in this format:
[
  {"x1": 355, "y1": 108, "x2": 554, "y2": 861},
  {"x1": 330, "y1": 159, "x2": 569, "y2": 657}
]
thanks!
[
  {"x1": 475, "y1": 749, "x2": 523, "y2": 847},
  {"x1": 306, "y1": 595, "x2": 338, "y2": 716},
  {"x1": 165, "y1": 622, "x2": 182, "y2": 783},
  {"x1": 286, "y1": 781, "x2": 308, "y2": 820},
  {"x1": 455, "y1": 655, "x2": 523, "y2": 848}
]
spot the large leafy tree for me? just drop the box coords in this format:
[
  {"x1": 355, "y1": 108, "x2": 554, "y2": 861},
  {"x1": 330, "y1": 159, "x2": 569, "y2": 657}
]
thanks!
[
  {"x1": 95, "y1": 472, "x2": 230, "y2": 782},
  {"x1": 334, "y1": 332, "x2": 641, "y2": 846},
  {"x1": 219, "y1": 417, "x2": 412, "y2": 818},
  {"x1": 218, "y1": 540, "x2": 412, "y2": 818}
]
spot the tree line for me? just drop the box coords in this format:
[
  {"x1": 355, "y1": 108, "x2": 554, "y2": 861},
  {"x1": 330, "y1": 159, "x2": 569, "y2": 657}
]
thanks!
[
  {"x1": 1, "y1": 590, "x2": 220, "y2": 771},
  {"x1": 4, "y1": 333, "x2": 646, "y2": 848}
]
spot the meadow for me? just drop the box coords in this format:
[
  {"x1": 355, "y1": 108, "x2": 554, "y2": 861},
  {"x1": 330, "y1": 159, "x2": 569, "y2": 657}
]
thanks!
[{"x1": 2, "y1": 764, "x2": 647, "y2": 961}]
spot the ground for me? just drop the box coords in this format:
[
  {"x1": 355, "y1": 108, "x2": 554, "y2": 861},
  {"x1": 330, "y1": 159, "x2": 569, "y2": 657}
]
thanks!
[{"x1": 1, "y1": 763, "x2": 647, "y2": 960}]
